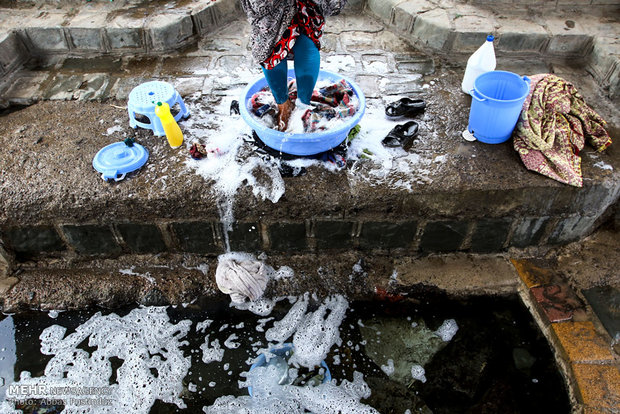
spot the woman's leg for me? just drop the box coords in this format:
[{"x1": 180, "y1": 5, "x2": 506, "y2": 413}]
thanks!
[
  {"x1": 292, "y1": 34, "x2": 320, "y2": 105},
  {"x1": 262, "y1": 59, "x2": 289, "y2": 105},
  {"x1": 262, "y1": 59, "x2": 294, "y2": 130}
]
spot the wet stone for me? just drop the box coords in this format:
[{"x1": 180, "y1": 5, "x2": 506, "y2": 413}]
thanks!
[
  {"x1": 160, "y1": 76, "x2": 205, "y2": 97},
  {"x1": 394, "y1": 54, "x2": 436, "y2": 75},
  {"x1": 3, "y1": 73, "x2": 50, "y2": 104},
  {"x1": 44, "y1": 73, "x2": 110, "y2": 101},
  {"x1": 61, "y1": 57, "x2": 123, "y2": 74},
  {"x1": 470, "y1": 217, "x2": 511, "y2": 252},
  {"x1": 582, "y1": 285, "x2": 620, "y2": 342},
  {"x1": 44, "y1": 74, "x2": 83, "y2": 100},
  {"x1": 510, "y1": 216, "x2": 550, "y2": 248},
  {"x1": 62, "y1": 224, "x2": 121, "y2": 255},
  {"x1": 379, "y1": 74, "x2": 425, "y2": 95},
  {"x1": 25, "y1": 27, "x2": 68, "y2": 51},
  {"x1": 198, "y1": 36, "x2": 244, "y2": 52},
  {"x1": 106, "y1": 27, "x2": 144, "y2": 50},
  {"x1": 412, "y1": 9, "x2": 451, "y2": 50},
  {"x1": 226, "y1": 222, "x2": 262, "y2": 252},
  {"x1": 359, "y1": 317, "x2": 448, "y2": 385},
  {"x1": 148, "y1": 14, "x2": 194, "y2": 51},
  {"x1": 352, "y1": 75, "x2": 382, "y2": 98},
  {"x1": 72, "y1": 73, "x2": 110, "y2": 101},
  {"x1": 140, "y1": 288, "x2": 169, "y2": 306},
  {"x1": 320, "y1": 34, "x2": 339, "y2": 53},
  {"x1": 548, "y1": 34, "x2": 592, "y2": 58},
  {"x1": 160, "y1": 56, "x2": 211, "y2": 77},
  {"x1": 214, "y1": 55, "x2": 247, "y2": 72},
  {"x1": 268, "y1": 222, "x2": 307, "y2": 252},
  {"x1": 552, "y1": 321, "x2": 615, "y2": 363},
  {"x1": 511, "y1": 258, "x2": 557, "y2": 289},
  {"x1": 3, "y1": 226, "x2": 66, "y2": 258},
  {"x1": 107, "y1": 76, "x2": 151, "y2": 101},
  {"x1": 420, "y1": 220, "x2": 468, "y2": 252},
  {"x1": 497, "y1": 31, "x2": 549, "y2": 52},
  {"x1": 0, "y1": 31, "x2": 28, "y2": 74},
  {"x1": 171, "y1": 222, "x2": 220, "y2": 254},
  {"x1": 571, "y1": 364, "x2": 620, "y2": 411},
  {"x1": 548, "y1": 215, "x2": 598, "y2": 244},
  {"x1": 117, "y1": 223, "x2": 167, "y2": 254},
  {"x1": 314, "y1": 220, "x2": 354, "y2": 249},
  {"x1": 68, "y1": 27, "x2": 104, "y2": 51},
  {"x1": 121, "y1": 57, "x2": 160, "y2": 77},
  {"x1": 339, "y1": 31, "x2": 381, "y2": 52},
  {"x1": 360, "y1": 54, "x2": 392, "y2": 75},
  {"x1": 359, "y1": 221, "x2": 417, "y2": 250}
]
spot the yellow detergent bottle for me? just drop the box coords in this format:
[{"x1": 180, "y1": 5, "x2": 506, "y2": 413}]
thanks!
[{"x1": 154, "y1": 101, "x2": 183, "y2": 148}]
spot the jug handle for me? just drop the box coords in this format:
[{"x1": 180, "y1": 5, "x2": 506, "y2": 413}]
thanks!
[
  {"x1": 522, "y1": 76, "x2": 531, "y2": 88},
  {"x1": 470, "y1": 89, "x2": 486, "y2": 102}
]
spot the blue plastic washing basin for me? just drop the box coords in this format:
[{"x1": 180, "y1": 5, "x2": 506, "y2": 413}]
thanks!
[
  {"x1": 247, "y1": 343, "x2": 331, "y2": 397},
  {"x1": 240, "y1": 69, "x2": 366, "y2": 156}
]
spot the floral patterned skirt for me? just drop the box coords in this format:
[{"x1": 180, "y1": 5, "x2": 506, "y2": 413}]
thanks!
[{"x1": 262, "y1": 0, "x2": 325, "y2": 70}]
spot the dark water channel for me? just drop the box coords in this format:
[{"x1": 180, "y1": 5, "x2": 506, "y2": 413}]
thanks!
[{"x1": 0, "y1": 293, "x2": 569, "y2": 413}]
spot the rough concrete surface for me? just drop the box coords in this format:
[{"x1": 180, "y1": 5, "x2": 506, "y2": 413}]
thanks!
[
  {"x1": 0, "y1": 64, "x2": 617, "y2": 226},
  {"x1": 555, "y1": 226, "x2": 620, "y2": 290},
  {"x1": 0, "y1": 7, "x2": 619, "y2": 313}
]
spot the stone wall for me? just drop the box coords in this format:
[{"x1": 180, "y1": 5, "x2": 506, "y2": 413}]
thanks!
[{"x1": 3, "y1": 180, "x2": 618, "y2": 265}]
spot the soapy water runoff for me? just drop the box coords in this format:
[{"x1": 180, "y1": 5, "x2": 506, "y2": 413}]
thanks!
[
  {"x1": 113, "y1": 64, "x2": 448, "y2": 249},
  {"x1": 0, "y1": 288, "x2": 570, "y2": 413}
]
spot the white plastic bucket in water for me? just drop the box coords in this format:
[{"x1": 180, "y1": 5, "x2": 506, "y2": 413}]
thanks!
[{"x1": 467, "y1": 70, "x2": 531, "y2": 144}]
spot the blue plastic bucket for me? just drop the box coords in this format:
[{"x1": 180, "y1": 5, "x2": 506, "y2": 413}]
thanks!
[
  {"x1": 240, "y1": 69, "x2": 366, "y2": 156},
  {"x1": 467, "y1": 71, "x2": 531, "y2": 144},
  {"x1": 247, "y1": 343, "x2": 331, "y2": 397}
]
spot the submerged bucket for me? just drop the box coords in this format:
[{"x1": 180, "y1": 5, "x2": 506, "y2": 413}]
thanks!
[{"x1": 467, "y1": 70, "x2": 531, "y2": 144}]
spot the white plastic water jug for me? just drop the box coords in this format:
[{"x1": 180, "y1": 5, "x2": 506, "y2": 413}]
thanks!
[{"x1": 461, "y1": 35, "x2": 496, "y2": 94}]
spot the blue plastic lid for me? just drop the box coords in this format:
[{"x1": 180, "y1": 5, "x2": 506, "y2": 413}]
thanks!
[
  {"x1": 487, "y1": 35, "x2": 494, "y2": 42},
  {"x1": 92, "y1": 141, "x2": 148, "y2": 181}
]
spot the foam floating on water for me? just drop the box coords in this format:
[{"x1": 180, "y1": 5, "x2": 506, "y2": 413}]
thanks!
[{"x1": 2, "y1": 307, "x2": 192, "y2": 413}]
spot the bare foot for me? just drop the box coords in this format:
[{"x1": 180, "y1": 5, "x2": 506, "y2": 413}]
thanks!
[{"x1": 276, "y1": 99, "x2": 295, "y2": 131}]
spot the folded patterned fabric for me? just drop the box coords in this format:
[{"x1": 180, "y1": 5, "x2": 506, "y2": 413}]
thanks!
[{"x1": 513, "y1": 74, "x2": 612, "y2": 187}]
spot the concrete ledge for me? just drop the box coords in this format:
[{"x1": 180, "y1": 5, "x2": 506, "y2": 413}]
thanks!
[
  {"x1": 0, "y1": 250, "x2": 522, "y2": 311},
  {"x1": 366, "y1": 0, "x2": 620, "y2": 99},
  {"x1": 0, "y1": 0, "x2": 618, "y2": 99},
  {"x1": 0, "y1": 83, "x2": 617, "y2": 259},
  {"x1": 0, "y1": 31, "x2": 29, "y2": 76}
]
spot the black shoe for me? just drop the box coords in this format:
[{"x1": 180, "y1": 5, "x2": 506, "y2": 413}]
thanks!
[
  {"x1": 230, "y1": 100, "x2": 240, "y2": 115},
  {"x1": 385, "y1": 98, "x2": 426, "y2": 118},
  {"x1": 382, "y1": 121, "x2": 420, "y2": 148}
]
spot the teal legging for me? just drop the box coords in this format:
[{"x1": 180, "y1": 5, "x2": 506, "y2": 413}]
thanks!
[{"x1": 262, "y1": 34, "x2": 320, "y2": 105}]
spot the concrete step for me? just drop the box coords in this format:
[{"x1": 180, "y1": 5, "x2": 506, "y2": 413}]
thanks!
[
  {"x1": 0, "y1": 0, "x2": 618, "y2": 99},
  {"x1": 0, "y1": 11, "x2": 618, "y2": 268}
]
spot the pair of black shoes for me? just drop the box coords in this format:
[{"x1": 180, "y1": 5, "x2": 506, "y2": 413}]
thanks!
[{"x1": 382, "y1": 98, "x2": 425, "y2": 149}]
